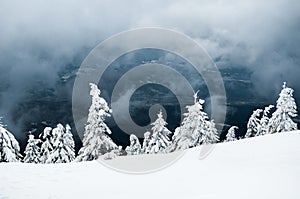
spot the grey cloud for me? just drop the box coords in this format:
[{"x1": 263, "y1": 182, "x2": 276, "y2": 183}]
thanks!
[{"x1": 0, "y1": 0, "x2": 299, "y2": 138}]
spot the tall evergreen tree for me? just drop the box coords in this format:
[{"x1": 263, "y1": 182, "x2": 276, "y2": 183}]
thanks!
[
  {"x1": 0, "y1": 118, "x2": 22, "y2": 162},
  {"x1": 147, "y1": 110, "x2": 171, "y2": 154},
  {"x1": 171, "y1": 93, "x2": 211, "y2": 151},
  {"x1": 245, "y1": 109, "x2": 263, "y2": 138},
  {"x1": 225, "y1": 126, "x2": 238, "y2": 142},
  {"x1": 268, "y1": 82, "x2": 298, "y2": 133},
  {"x1": 23, "y1": 133, "x2": 41, "y2": 163},
  {"x1": 76, "y1": 83, "x2": 118, "y2": 161}
]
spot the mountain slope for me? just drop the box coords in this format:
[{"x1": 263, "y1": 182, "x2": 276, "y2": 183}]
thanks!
[{"x1": 0, "y1": 131, "x2": 300, "y2": 199}]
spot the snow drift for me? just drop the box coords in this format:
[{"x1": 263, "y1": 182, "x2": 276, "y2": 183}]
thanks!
[{"x1": 0, "y1": 131, "x2": 300, "y2": 199}]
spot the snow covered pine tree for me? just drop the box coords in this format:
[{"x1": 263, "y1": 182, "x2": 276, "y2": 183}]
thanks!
[
  {"x1": 268, "y1": 82, "x2": 298, "y2": 133},
  {"x1": 256, "y1": 105, "x2": 274, "y2": 136},
  {"x1": 40, "y1": 127, "x2": 54, "y2": 163},
  {"x1": 0, "y1": 118, "x2": 22, "y2": 162},
  {"x1": 245, "y1": 109, "x2": 263, "y2": 138},
  {"x1": 64, "y1": 124, "x2": 76, "y2": 160},
  {"x1": 47, "y1": 124, "x2": 75, "y2": 163},
  {"x1": 141, "y1": 131, "x2": 151, "y2": 154},
  {"x1": 225, "y1": 126, "x2": 238, "y2": 142},
  {"x1": 147, "y1": 110, "x2": 172, "y2": 154},
  {"x1": 171, "y1": 92, "x2": 219, "y2": 151},
  {"x1": 201, "y1": 120, "x2": 219, "y2": 144},
  {"x1": 76, "y1": 83, "x2": 118, "y2": 161},
  {"x1": 23, "y1": 133, "x2": 41, "y2": 163},
  {"x1": 125, "y1": 134, "x2": 141, "y2": 155}
]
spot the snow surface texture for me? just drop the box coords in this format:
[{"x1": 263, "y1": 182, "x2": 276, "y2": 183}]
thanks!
[{"x1": 1, "y1": 131, "x2": 300, "y2": 199}]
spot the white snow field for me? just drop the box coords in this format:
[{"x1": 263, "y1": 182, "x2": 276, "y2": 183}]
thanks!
[{"x1": 1, "y1": 131, "x2": 300, "y2": 199}]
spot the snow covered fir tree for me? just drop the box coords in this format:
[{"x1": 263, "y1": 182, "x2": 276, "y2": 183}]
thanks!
[
  {"x1": 76, "y1": 83, "x2": 118, "y2": 161},
  {"x1": 63, "y1": 124, "x2": 76, "y2": 161},
  {"x1": 256, "y1": 105, "x2": 274, "y2": 136},
  {"x1": 268, "y1": 82, "x2": 298, "y2": 134},
  {"x1": 47, "y1": 124, "x2": 75, "y2": 163},
  {"x1": 146, "y1": 110, "x2": 172, "y2": 154},
  {"x1": 201, "y1": 120, "x2": 219, "y2": 144},
  {"x1": 0, "y1": 118, "x2": 22, "y2": 162},
  {"x1": 23, "y1": 133, "x2": 41, "y2": 163},
  {"x1": 244, "y1": 109, "x2": 263, "y2": 138},
  {"x1": 141, "y1": 131, "x2": 151, "y2": 154},
  {"x1": 125, "y1": 134, "x2": 141, "y2": 155},
  {"x1": 39, "y1": 127, "x2": 54, "y2": 163},
  {"x1": 225, "y1": 126, "x2": 238, "y2": 142},
  {"x1": 170, "y1": 92, "x2": 219, "y2": 152}
]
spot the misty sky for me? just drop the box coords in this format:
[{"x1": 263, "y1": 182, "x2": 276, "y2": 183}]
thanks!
[{"x1": 0, "y1": 0, "x2": 300, "y2": 146}]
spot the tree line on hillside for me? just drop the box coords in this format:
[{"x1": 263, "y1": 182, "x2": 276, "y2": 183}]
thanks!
[
  {"x1": 0, "y1": 82, "x2": 298, "y2": 163},
  {"x1": 224, "y1": 82, "x2": 298, "y2": 142}
]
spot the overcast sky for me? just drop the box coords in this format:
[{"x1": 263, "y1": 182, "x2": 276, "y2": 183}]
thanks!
[{"x1": 0, "y1": 0, "x2": 299, "y2": 138}]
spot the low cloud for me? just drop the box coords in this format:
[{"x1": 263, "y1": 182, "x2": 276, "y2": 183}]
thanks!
[{"x1": 0, "y1": 0, "x2": 299, "y2": 138}]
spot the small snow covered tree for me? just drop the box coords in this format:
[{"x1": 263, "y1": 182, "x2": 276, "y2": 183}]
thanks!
[
  {"x1": 201, "y1": 120, "x2": 219, "y2": 144},
  {"x1": 244, "y1": 109, "x2": 263, "y2": 138},
  {"x1": 40, "y1": 127, "x2": 53, "y2": 163},
  {"x1": 147, "y1": 110, "x2": 171, "y2": 154},
  {"x1": 125, "y1": 134, "x2": 141, "y2": 155},
  {"x1": 171, "y1": 93, "x2": 211, "y2": 151},
  {"x1": 268, "y1": 82, "x2": 298, "y2": 133},
  {"x1": 225, "y1": 126, "x2": 238, "y2": 142},
  {"x1": 0, "y1": 118, "x2": 22, "y2": 162},
  {"x1": 170, "y1": 127, "x2": 191, "y2": 151},
  {"x1": 23, "y1": 133, "x2": 41, "y2": 163},
  {"x1": 47, "y1": 124, "x2": 75, "y2": 163},
  {"x1": 256, "y1": 105, "x2": 274, "y2": 136},
  {"x1": 141, "y1": 131, "x2": 151, "y2": 154},
  {"x1": 64, "y1": 124, "x2": 76, "y2": 160},
  {"x1": 76, "y1": 83, "x2": 118, "y2": 161}
]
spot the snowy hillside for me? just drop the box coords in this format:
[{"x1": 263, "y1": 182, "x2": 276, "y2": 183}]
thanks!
[{"x1": 1, "y1": 131, "x2": 300, "y2": 199}]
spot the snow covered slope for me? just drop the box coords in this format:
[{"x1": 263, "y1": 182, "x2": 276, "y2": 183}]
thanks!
[{"x1": 1, "y1": 131, "x2": 300, "y2": 199}]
